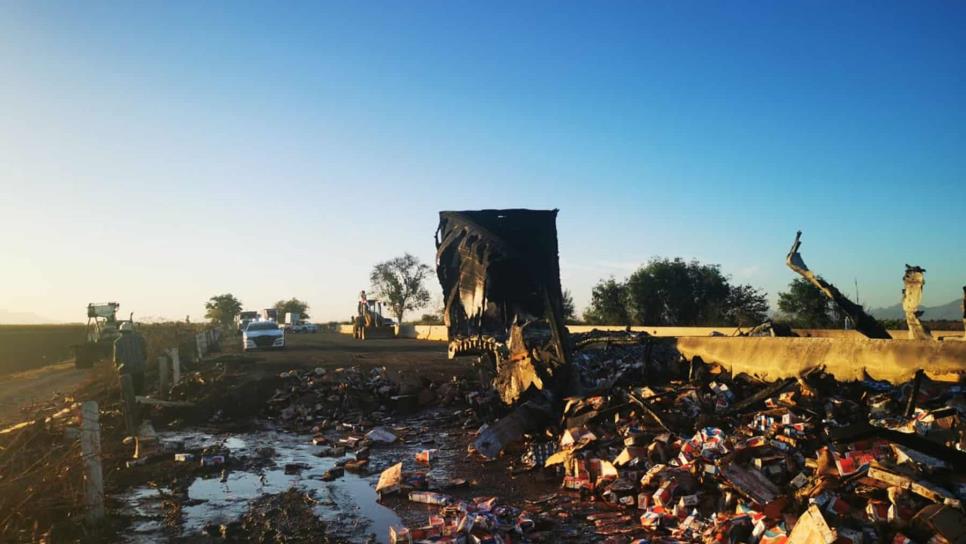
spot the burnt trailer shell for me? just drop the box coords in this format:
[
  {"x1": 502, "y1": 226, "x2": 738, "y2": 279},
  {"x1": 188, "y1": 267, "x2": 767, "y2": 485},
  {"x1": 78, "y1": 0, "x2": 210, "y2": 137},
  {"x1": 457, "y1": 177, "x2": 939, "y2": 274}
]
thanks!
[{"x1": 435, "y1": 209, "x2": 570, "y2": 368}]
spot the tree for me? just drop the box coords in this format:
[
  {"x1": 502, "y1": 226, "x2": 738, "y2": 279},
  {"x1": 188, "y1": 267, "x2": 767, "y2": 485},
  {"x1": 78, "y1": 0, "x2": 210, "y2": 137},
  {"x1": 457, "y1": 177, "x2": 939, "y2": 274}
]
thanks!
[
  {"x1": 561, "y1": 290, "x2": 577, "y2": 323},
  {"x1": 274, "y1": 298, "x2": 310, "y2": 320},
  {"x1": 583, "y1": 278, "x2": 631, "y2": 325},
  {"x1": 370, "y1": 253, "x2": 432, "y2": 324},
  {"x1": 725, "y1": 284, "x2": 770, "y2": 327},
  {"x1": 583, "y1": 259, "x2": 770, "y2": 326},
  {"x1": 777, "y1": 278, "x2": 834, "y2": 328},
  {"x1": 416, "y1": 313, "x2": 443, "y2": 324},
  {"x1": 625, "y1": 258, "x2": 731, "y2": 325},
  {"x1": 205, "y1": 294, "x2": 243, "y2": 329}
]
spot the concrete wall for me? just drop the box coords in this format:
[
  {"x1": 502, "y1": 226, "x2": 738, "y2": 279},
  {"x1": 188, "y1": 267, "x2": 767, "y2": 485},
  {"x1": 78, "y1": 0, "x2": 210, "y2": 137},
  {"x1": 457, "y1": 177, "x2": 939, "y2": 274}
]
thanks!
[
  {"x1": 336, "y1": 323, "x2": 449, "y2": 341},
  {"x1": 335, "y1": 323, "x2": 964, "y2": 384},
  {"x1": 338, "y1": 323, "x2": 962, "y2": 341},
  {"x1": 675, "y1": 335, "x2": 966, "y2": 384},
  {"x1": 566, "y1": 325, "x2": 962, "y2": 340}
]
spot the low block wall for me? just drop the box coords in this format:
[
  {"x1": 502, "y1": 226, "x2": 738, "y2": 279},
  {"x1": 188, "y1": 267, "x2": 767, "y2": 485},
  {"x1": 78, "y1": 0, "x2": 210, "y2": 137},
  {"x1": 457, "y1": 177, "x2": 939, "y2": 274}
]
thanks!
[
  {"x1": 336, "y1": 323, "x2": 449, "y2": 341},
  {"x1": 338, "y1": 323, "x2": 962, "y2": 341},
  {"x1": 675, "y1": 335, "x2": 966, "y2": 383},
  {"x1": 335, "y1": 323, "x2": 964, "y2": 383},
  {"x1": 566, "y1": 325, "x2": 962, "y2": 340}
]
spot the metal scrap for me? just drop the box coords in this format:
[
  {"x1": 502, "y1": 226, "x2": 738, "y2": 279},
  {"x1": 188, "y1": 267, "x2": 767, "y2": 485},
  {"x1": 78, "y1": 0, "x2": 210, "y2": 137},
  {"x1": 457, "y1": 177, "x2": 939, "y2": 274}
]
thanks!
[
  {"x1": 785, "y1": 231, "x2": 891, "y2": 339},
  {"x1": 436, "y1": 209, "x2": 570, "y2": 404},
  {"x1": 903, "y1": 265, "x2": 933, "y2": 340}
]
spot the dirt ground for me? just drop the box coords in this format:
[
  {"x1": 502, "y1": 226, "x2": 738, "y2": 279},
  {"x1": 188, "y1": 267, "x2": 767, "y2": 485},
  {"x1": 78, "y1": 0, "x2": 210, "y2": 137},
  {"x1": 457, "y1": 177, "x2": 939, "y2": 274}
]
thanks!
[
  {"x1": 0, "y1": 331, "x2": 464, "y2": 428},
  {"x1": 228, "y1": 330, "x2": 465, "y2": 380},
  {"x1": 0, "y1": 361, "x2": 93, "y2": 426}
]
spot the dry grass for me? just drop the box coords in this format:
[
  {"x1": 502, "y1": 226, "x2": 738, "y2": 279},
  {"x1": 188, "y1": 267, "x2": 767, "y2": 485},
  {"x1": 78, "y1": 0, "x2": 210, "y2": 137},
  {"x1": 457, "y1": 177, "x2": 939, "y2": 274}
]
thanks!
[
  {"x1": 0, "y1": 363, "x2": 125, "y2": 542},
  {"x1": 0, "y1": 322, "x2": 211, "y2": 541}
]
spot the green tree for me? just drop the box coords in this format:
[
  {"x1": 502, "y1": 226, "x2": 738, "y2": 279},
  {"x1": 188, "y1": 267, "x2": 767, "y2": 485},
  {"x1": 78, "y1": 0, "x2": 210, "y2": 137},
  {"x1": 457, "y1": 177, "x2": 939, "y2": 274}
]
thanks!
[
  {"x1": 725, "y1": 284, "x2": 770, "y2": 327},
  {"x1": 561, "y1": 289, "x2": 578, "y2": 323},
  {"x1": 274, "y1": 298, "x2": 311, "y2": 320},
  {"x1": 777, "y1": 278, "x2": 834, "y2": 328},
  {"x1": 583, "y1": 278, "x2": 631, "y2": 325},
  {"x1": 416, "y1": 313, "x2": 443, "y2": 324},
  {"x1": 205, "y1": 294, "x2": 243, "y2": 329},
  {"x1": 625, "y1": 258, "x2": 731, "y2": 325},
  {"x1": 370, "y1": 253, "x2": 432, "y2": 324}
]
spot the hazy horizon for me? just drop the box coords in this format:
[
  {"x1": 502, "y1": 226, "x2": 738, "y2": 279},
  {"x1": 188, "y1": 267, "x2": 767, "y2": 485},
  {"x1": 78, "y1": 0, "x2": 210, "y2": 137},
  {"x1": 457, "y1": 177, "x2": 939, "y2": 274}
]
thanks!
[{"x1": 2, "y1": 2, "x2": 964, "y2": 324}]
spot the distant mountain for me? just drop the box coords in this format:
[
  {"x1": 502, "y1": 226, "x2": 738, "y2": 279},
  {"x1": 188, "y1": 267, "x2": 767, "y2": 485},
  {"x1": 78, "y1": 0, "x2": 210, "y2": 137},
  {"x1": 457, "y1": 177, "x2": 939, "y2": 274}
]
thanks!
[
  {"x1": 869, "y1": 299, "x2": 962, "y2": 321},
  {"x1": 0, "y1": 309, "x2": 55, "y2": 324}
]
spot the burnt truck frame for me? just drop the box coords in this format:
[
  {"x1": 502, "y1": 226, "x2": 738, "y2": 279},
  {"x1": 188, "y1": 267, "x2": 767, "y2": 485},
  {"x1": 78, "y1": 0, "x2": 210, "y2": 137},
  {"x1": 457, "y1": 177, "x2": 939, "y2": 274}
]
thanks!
[{"x1": 435, "y1": 209, "x2": 571, "y2": 405}]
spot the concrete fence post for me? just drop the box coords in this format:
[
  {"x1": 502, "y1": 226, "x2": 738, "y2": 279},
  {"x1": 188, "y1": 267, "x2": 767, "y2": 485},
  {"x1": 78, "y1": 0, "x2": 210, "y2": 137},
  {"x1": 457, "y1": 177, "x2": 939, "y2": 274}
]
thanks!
[
  {"x1": 158, "y1": 355, "x2": 169, "y2": 399},
  {"x1": 196, "y1": 332, "x2": 208, "y2": 359},
  {"x1": 81, "y1": 401, "x2": 104, "y2": 522},
  {"x1": 167, "y1": 348, "x2": 181, "y2": 385}
]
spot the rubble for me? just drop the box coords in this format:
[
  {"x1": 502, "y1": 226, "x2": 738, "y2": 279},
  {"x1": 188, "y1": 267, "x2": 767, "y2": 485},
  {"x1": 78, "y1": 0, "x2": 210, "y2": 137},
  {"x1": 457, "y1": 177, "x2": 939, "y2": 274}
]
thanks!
[
  {"x1": 379, "y1": 330, "x2": 966, "y2": 544},
  {"x1": 903, "y1": 265, "x2": 933, "y2": 340},
  {"x1": 265, "y1": 366, "x2": 455, "y2": 431}
]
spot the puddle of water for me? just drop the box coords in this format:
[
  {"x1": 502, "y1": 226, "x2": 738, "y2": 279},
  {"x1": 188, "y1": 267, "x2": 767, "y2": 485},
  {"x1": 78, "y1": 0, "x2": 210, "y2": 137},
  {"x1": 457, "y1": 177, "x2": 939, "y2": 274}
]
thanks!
[{"x1": 118, "y1": 429, "x2": 402, "y2": 543}]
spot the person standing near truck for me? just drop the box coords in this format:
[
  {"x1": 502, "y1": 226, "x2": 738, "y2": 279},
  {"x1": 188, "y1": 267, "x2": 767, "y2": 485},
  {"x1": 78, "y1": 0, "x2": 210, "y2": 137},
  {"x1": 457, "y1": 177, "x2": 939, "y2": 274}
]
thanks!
[{"x1": 114, "y1": 321, "x2": 147, "y2": 394}]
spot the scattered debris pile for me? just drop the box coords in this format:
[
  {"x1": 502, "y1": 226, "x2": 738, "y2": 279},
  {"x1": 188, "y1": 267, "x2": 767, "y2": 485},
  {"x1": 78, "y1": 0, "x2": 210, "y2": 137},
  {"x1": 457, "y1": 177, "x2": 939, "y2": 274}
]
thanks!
[
  {"x1": 454, "y1": 334, "x2": 966, "y2": 544},
  {"x1": 377, "y1": 460, "x2": 545, "y2": 543},
  {"x1": 265, "y1": 366, "x2": 466, "y2": 432}
]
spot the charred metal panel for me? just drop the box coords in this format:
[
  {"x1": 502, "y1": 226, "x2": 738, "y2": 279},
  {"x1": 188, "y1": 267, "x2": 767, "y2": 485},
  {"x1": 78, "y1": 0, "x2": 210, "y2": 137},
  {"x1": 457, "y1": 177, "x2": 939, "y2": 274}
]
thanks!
[
  {"x1": 436, "y1": 210, "x2": 571, "y2": 405},
  {"x1": 902, "y1": 265, "x2": 932, "y2": 340},
  {"x1": 435, "y1": 209, "x2": 569, "y2": 370},
  {"x1": 785, "y1": 231, "x2": 891, "y2": 339}
]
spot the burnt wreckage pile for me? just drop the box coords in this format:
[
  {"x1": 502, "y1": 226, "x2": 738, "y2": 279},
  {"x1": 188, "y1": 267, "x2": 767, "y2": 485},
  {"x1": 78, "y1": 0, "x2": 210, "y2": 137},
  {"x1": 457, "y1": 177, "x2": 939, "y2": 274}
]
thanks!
[{"x1": 430, "y1": 210, "x2": 966, "y2": 544}]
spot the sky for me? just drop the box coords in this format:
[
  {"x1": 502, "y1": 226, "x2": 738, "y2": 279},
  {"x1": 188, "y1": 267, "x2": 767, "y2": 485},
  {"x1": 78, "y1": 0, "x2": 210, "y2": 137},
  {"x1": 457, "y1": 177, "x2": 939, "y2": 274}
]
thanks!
[{"x1": 1, "y1": 1, "x2": 964, "y2": 324}]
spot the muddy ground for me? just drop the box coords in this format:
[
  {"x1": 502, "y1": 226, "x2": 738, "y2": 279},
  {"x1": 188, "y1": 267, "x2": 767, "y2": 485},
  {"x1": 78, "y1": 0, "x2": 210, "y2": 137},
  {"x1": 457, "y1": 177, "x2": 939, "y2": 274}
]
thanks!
[
  {"x1": 0, "y1": 330, "x2": 451, "y2": 426},
  {"x1": 107, "y1": 332, "x2": 573, "y2": 543}
]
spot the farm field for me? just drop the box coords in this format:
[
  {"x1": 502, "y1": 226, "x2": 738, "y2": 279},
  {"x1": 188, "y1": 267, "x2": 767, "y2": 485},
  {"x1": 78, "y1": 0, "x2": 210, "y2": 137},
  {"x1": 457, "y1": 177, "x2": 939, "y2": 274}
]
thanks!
[{"x1": 0, "y1": 324, "x2": 86, "y2": 376}]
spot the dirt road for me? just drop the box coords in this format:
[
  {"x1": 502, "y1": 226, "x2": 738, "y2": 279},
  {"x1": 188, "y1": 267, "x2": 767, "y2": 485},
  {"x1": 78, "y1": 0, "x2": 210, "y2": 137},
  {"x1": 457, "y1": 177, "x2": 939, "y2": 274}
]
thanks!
[{"x1": 0, "y1": 361, "x2": 95, "y2": 426}]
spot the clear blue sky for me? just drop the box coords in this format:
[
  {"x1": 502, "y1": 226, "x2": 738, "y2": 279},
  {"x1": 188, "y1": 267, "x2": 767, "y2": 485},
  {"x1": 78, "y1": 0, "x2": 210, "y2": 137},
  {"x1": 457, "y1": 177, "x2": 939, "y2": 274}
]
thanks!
[{"x1": 1, "y1": 2, "x2": 964, "y2": 323}]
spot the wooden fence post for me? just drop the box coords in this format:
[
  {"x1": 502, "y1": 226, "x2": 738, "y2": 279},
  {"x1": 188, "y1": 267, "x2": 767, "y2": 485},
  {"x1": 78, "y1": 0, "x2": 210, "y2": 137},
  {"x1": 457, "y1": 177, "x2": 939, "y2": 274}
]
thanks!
[
  {"x1": 81, "y1": 401, "x2": 104, "y2": 522},
  {"x1": 120, "y1": 374, "x2": 138, "y2": 436},
  {"x1": 167, "y1": 347, "x2": 181, "y2": 385},
  {"x1": 158, "y1": 355, "x2": 169, "y2": 399}
]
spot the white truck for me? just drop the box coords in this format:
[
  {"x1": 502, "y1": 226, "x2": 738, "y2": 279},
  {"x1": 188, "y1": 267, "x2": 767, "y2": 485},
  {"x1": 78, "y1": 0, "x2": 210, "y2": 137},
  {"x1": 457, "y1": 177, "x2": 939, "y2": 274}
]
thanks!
[{"x1": 282, "y1": 312, "x2": 308, "y2": 333}]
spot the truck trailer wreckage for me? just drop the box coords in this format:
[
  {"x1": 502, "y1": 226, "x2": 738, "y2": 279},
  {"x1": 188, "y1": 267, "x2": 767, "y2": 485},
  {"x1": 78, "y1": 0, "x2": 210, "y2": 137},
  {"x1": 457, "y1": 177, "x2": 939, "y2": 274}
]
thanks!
[
  {"x1": 4, "y1": 211, "x2": 965, "y2": 543},
  {"x1": 436, "y1": 210, "x2": 965, "y2": 461}
]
